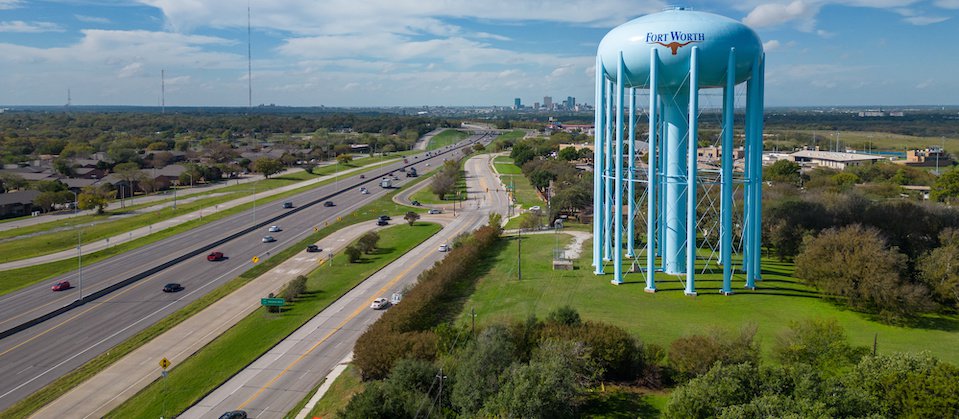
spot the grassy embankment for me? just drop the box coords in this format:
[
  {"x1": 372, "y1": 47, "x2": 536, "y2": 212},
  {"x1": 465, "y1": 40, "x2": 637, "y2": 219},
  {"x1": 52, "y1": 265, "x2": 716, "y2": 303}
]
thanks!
[
  {"x1": 0, "y1": 159, "x2": 398, "y2": 296},
  {"x1": 491, "y1": 156, "x2": 544, "y2": 229},
  {"x1": 427, "y1": 129, "x2": 469, "y2": 150}
]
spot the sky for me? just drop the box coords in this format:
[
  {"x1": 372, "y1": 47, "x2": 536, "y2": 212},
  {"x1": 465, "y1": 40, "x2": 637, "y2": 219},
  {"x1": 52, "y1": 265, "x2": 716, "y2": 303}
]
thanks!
[{"x1": 1, "y1": 0, "x2": 959, "y2": 107}]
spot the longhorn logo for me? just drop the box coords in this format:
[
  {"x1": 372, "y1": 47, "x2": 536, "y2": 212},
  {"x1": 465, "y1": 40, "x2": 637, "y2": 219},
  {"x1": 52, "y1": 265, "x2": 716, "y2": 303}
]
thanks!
[{"x1": 654, "y1": 41, "x2": 698, "y2": 55}]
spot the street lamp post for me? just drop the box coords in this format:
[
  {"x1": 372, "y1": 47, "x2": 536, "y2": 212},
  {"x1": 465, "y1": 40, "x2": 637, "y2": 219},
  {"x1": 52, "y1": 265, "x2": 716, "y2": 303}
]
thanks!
[{"x1": 70, "y1": 191, "x2": 82, "y2": 301}]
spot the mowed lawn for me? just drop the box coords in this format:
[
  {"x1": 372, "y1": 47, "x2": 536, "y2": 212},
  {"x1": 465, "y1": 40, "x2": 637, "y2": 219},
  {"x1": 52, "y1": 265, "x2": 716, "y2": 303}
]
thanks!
[
  {"x1": 460, "y1": 233, "x2": 959, "y2": 365},
  {"x1": 427, "y1": 129, "x2": 469, "y2": 150}
]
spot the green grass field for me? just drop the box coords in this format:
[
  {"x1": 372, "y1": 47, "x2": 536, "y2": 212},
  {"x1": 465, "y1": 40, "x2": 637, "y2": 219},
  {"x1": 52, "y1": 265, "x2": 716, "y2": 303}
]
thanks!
[
  {"x1": 770, "y1": 130, "x2": 959, "y2": 156},
  {"x1": 459, "y1": 233, "x2": 959, "y2": 365},
  {"x1": 496, "y1": 129, "x2": 527, "y2": 143},
  {"x1": 409, "y1": 170, "x2": 468, "y2": 205},
  {"x1": 305, "y1": 365, "x2": 365, "y2": 418},
  {"x1": 427, "y1": 129, "x2": 469, "y2": 150},
  {"x1": 107, "y1": 222, "x2": 441, "y2": 419}
]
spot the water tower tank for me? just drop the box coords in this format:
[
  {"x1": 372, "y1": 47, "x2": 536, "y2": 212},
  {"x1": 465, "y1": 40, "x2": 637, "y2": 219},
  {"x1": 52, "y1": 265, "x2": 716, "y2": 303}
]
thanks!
[{"x1": 597, "y1": 8, "x2": 762, "y2": 89}]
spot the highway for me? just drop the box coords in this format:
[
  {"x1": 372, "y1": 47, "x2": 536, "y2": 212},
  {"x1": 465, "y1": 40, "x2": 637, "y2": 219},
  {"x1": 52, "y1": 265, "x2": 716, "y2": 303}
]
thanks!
[
  {"x1": 0, "y1": 132, "x2": 494, "y2": 411},
  {"x1": 182, "y1": 152, "x2": 511, "y2": 418}
]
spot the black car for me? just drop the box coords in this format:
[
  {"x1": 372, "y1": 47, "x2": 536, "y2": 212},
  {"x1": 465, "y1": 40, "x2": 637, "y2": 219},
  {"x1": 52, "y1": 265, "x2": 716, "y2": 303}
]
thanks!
[
  {"x1": 377, "y1": 219, "x2": 389, "y2": 226},
  {"x1": 411, "y1": 200, "x2": 421, "y2": 206},
  {"x1": 306, "y1": 244, "x2": 321, "y2": 252},
  {"x1": 163, "y1": 283, "x2": 184, "y2": 293},
  {"x1": 219, "y1": 411, "x2": 247, "y2": 419},
  {"x1": 378, "y1": 215, "x2": 391, "y2": 221},
  {"x1": 282, "y1": 201, "x2": 293, "y2": 208},
  {"x1": 323, "y1": 201, "x2": 335, "y2": 207}
]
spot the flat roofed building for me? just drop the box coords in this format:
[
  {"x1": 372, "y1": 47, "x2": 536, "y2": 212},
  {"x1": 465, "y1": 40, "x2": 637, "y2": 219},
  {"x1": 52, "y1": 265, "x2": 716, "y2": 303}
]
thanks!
[{"x1": 789, "y1": 150, "x2": 886, "y2": 170}]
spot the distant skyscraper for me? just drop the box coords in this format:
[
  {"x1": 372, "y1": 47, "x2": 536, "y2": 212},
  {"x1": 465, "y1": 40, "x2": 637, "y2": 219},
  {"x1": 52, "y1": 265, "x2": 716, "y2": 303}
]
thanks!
[
  {"x1": 514, "y1": 98, "x2": 522, "y2": 109},
  {"x1": 567, "y1": 96, "x2": 575, "y2": 110},
  {"x1": 544, "y1": 96, "x2": 553, "y2": 110},
  {"x1": 534, "y1": 102, "x2": 540, "y2": 109}
]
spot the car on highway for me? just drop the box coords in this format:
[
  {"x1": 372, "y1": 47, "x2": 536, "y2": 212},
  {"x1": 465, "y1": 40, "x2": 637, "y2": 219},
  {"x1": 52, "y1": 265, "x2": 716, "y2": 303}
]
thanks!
[
  {"x1": 359, "y1": 187, "x2": 369, "y2": 194},
  {"x1": 438, "y1": 244, "x2": 450, "y2": 252},
  {"x1": 206, "y1": 251, "x2": 225, "y2": 261},
  {"x1": 282, "y1": 202, "x2": 294, "y2": 208},
  {"x1": 377, "y1": 219, "x2": 389, "y2": 226},
  {"x1": 428, "y1": 209, "x2": 442, "y2": 214},
  {"x1": 370, "y1": 297, "x2": 389, "y2": 310},
  {"x1": 390, "y1": 292, "x2": 403, "y2": 305},
  {"x1": 306, "y1": 244, "x2": 321, "y2": 252},
  {"x1": 262, "y1": 236, "x2": 276, "y2": 243},
  {"x1": 411, "y1": 200, "x2": 421, "y2": 206},
  {"x1": 359, "y1": 174, "x2": 365, "y2": 179},
  {"x1": 379, "y1": 215, "x2": 391, "y2": 221},
  {"x1": 268, "y1": 225, "x2": 282, "y2": 232},
  {"x1": 162, "y1": 283, "x2": 184, "y2": 293},
  {"x1": 218, "y1": 411, "x2": 248, "y2": 419},
  {"x1": 323, "y1": 201, "x2": 335, "y2": 207},
  {"x1": 51, "y1": 280, "x2": 70, "y2": 291}
]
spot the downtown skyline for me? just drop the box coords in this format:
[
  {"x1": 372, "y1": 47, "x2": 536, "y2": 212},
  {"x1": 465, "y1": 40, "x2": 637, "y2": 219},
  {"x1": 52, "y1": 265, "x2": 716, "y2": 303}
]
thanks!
[{"x1": 2, "y1": 0, "x2": 959, "y2": 107}]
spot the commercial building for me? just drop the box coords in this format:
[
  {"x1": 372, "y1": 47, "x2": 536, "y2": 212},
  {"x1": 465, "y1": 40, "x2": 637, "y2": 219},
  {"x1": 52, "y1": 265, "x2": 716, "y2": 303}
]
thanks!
[{"x1": 789, "y1": 150, "x2": 885, "y2": 170}]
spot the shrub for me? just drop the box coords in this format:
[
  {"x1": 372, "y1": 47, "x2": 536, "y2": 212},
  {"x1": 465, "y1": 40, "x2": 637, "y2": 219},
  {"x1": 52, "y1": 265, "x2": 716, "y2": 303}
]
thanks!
[
  {"x1": 279, "y1": 275, "x2": 308, "y2": 302},
  {"x1": 344, "y1": 245, "x2": 361, "y2": 263},
  {"x1": 667, "y1": 324, "x2": 759, "y2": 382}
]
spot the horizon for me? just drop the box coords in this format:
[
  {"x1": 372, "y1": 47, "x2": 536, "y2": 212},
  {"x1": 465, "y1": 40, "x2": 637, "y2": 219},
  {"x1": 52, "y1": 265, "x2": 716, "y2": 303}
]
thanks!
[{"x1": 2, "y1": 1, "x2": 958, "y2": 107}]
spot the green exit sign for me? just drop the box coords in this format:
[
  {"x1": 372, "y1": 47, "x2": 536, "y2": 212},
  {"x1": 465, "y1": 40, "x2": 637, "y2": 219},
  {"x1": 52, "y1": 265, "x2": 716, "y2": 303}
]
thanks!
[{"x1": 261, "y1": 298, "x2": 286, "y2": 307}]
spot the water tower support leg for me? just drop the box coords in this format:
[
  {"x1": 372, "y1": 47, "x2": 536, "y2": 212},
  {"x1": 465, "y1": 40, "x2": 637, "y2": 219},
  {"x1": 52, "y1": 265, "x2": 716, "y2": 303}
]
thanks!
[
  {"x1": 604, "y1": 81, "x2": 614, "y2": 261},
  {"x1": 627, "y1": 86, "x2": 636, "y2": 258},
  {"x1": 685, "y1": 46, "x2": 699, "y2": 296},
  {"x1": 753, "y1": 54, "x2": 766, "y2": 282},
  {"x1": 593, "y1": 56, "x2": 605, "y2": 273},
  {"x1": 744, "y1": 55, "x2": 761, "y2": 290},
  {"x1": 721, "y1": 48, "x2": 736, "y2": 295},
  {"x1": 646, "y1": 49, "x2": 659, "y2": 293},
  {"x1": 613, "y1": 52, "x2": 625, "y2": 284}
]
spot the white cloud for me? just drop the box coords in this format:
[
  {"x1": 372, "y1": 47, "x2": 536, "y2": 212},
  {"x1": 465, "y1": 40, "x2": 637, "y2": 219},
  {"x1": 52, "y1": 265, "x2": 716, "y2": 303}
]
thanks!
[
  {"x1": 76, "y1": 15, "x2": 111, "y2": 24},
  {"x1": 117, "y1": 62, "x2": 145, "y2": 78},
  {"x1": 763, "y1": 39, "x2": 782, "y2": 51},
  {"x1": 474, "y1": 32, "x2": 511, "y2": 41},
  {"x1": 0, "y1": 20, "x2": 64, "y2": 33},
  {"x1": 743, "y1": 1, "x2": 820, "y2": 29},
  {"x1": 0, "y1": 0, "x2": 21, "y2": 10},
  {"x1": 935, "y1": 0, "x2": 959, "y2": 8},
  {"x1": 902, "y1": 15, "x2": 950, "y2": 24}
]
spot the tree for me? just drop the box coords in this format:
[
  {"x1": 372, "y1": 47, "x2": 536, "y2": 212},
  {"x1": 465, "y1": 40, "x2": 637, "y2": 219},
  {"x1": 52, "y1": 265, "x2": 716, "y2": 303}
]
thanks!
[
  {"x1": 336, "y1": 153, "x2": 353, "y2": 165},
  {"x1": 52, "y1": 159, "x2": 75, "y2": 177},
  {"x1": 667, "y1": 325, "x2": 760, "y2": 382},
  {"x1": 932, "y1": 168, "x2": 959, "y2": 202},
  {"x1": 139, "y1": 176, "x2": 159, "y2": 195},
  {"x1": 510, "y1": 142, "x2": 536, "y2": 167},
  {"x1": 795, "y1": 224, "x2": 934, "y2": 320},
  {"x1": 665, "y1": 363, "x2": 761, "y2": 419},
  {"x1": 845, "y1": 352, "x2": 959, "y2": 418},
  {"x1": 77, "y1": 185, "x2": 110, "y2": 214},
  {"x1": 772, "y1": 319, "x2": 868, "y2": 373},
  {"x1": 558, "y1": 147, "x2": 580, "y2": 161},
  {"x1": 488, "y1": 212, "x2": 503, "y2": 233},
  {"x1": 252, "y1": 157, "x2": 284, "y2": 178},
  {"x1": 763, "y1": 159, "x2": 801, "y2": 185},
  {"x1": 113, "y1": 162, "x2": 146, "y2": 200},
  {"x1": 357, "y1": 231, "x2": 380, "y2": 254},
  {"x1": 919, "y1": 228, "x2": 959, "y2": 309},
  {"x1": 451, "y1": 325, "x2": 516, "y2": 415},
  {"x1": 431, "y1": 172, "x2": 455, "y2": 200},
  {"x1": 518, "y1": 211, "x2": 543, "y2": 230},
  {"x1": 0, "y1": 173, "x2": 27, "y2": 192},
  {"x1": 404, "y1": 211, "x2": 420, "y2": 226},
  {"x1": 344, "y1": 245, "x2": 362, "y2": 263},
  {"x1": 280, "y1": 275, "x2": 308, "y2": 301}
]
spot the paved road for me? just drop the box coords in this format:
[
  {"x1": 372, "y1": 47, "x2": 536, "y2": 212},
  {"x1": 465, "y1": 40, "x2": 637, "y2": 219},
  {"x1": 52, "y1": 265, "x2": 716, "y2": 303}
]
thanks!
[
  {"x1": 0, "y1": 161, "x2": 390, "y2": 271},
  {"x1": 181, "y1": 152, "x2": 510, "y2": 418},
  {"x1": 0, "y1": 135, "x2": 492, "y2": 411}
]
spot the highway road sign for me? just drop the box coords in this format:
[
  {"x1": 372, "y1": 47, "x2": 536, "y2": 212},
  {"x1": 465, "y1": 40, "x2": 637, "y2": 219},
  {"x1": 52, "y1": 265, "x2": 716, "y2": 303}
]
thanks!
[
  {"x1": 261, "y1": 298, "x2": 285, "y2": 307},
  {"x1": 159, "y1": 357, "x2": 171, "y2": 369},
  {"x1": 251, "y1": 256, "x2": 260, "y2": 264}
]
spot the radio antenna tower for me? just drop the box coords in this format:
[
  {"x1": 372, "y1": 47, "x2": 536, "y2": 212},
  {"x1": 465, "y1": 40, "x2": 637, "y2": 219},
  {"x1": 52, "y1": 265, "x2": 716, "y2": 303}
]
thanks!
[
  {"x1": 247, "y1": 4, "x2": 253, "y2": 113},
  {"x1": 66, "y1": 88, "x2": 71, "y2": 107},
  {"x1": 161, "y1": 69, "x2": 166, "y2": 113}
]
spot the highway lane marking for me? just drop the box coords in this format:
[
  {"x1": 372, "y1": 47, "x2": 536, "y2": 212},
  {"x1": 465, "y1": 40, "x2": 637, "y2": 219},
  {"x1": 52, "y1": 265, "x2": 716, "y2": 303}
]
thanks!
[
  {"x1": 0, "y1": 255, "x2": 260, "y2": 403},
  {"x1": 0, "y1": 163, "x2": 401, "y2": 331},
  {"x1": 236, "y1": 218, "x2": 475, "y2": 411}
]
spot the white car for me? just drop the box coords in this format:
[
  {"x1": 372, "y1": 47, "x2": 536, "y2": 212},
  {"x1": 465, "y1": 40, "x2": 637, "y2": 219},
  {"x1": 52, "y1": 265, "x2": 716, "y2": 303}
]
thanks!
[
  {"x1": 370, "y1": 297, "x2": 389, "y2": 310},
  {"x1": 268, "y1": 225, "x2": 281, "y2": 232},
  {"x1": 360, "y1": 187, "x2": 369, "y2": 194},
  {"x1": 529, "y1": 206, "x2": 541, "y2": 212},
  {"x1": 428, "y1": 209, "x2": 442, "y2": 214},
  {"x1": 438, "y1": 244, "x2": 450, "y2": 252},
  {"x1": 262, "y1": 236, "x2": 276, "y2": 243},
  {"x1": 390, "y1": 292, "x2": 403, "y2": 305}
]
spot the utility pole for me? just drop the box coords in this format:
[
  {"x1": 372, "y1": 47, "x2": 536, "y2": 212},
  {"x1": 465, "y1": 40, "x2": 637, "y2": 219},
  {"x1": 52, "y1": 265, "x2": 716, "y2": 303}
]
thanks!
[{"x1": 517, "y1": 227, "x2": 522, "y2": 280}]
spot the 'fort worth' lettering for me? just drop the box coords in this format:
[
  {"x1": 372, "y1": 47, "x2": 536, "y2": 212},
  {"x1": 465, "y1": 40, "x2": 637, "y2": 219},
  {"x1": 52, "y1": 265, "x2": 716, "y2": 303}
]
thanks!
[{"x1": 645, "y1": 31, "x2": 705, "y2": 43}]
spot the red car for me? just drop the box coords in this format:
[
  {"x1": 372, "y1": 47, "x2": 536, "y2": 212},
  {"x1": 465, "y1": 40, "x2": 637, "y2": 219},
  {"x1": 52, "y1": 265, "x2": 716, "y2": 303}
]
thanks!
[
  {"x1": 51, "y1": 281, "x2": 70, "y2": 291},
  {"x1": 207, "y1": 251, "x2": 225, "y2": 261}
]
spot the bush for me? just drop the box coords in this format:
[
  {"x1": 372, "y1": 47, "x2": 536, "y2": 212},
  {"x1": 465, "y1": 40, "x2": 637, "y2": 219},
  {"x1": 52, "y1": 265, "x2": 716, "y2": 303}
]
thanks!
[
  {"x1": 279, "y1": 275, "x2": 308, "y2": 302},
  {"x1": 357, "y1": 231, "x2": 380, "y2": 254},
  {"x1": 667, "y1": 325, "x2": 759, "y2": 382},
  {"x1": 773, "y1": 318, "x2": 868, "y2": 373},
  {"x1": 344, "y1": 245, "x2": 361, "y2": 263}
]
